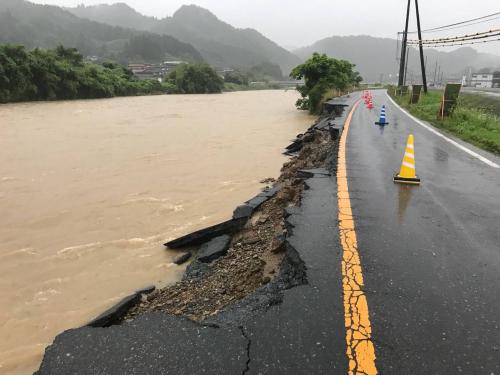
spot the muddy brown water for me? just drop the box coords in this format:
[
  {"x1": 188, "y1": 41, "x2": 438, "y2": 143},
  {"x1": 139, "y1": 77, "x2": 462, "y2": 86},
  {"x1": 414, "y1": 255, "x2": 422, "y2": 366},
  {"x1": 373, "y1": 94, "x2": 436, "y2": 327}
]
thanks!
[{"x1": 0, "y1": 90, "x2": 312, "y2": 374}]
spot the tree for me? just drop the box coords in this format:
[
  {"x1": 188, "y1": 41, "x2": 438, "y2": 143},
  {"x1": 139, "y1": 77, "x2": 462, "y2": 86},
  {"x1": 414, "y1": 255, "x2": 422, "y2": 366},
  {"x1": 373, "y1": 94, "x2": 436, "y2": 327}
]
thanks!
[
  {"x1": 55, "y1": 45, "x2": 84, "y2": 66},
  {"x1": 167, "y1": 63, "x2": 223, "y2": 94},
  {"x1": 290, "y1": 53, "x2": 362, "y2": 114},
  {"x1": 224, "y1": 70, "x2": 249, "y2": 86},
  {"x1": 248, "y1": 62, "x2": 283, "y2": 81},
  {"x1": 0, "y1": 43, "x2": 171, "y2": 103}
]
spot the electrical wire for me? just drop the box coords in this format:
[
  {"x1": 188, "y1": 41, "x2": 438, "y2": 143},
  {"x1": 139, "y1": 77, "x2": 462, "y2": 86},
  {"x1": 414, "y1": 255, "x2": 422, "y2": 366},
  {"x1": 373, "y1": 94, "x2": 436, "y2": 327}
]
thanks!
[
  {"x1": 407, "y1": 28, "x2": 500, "y2": 43},
  {"x1": 406, "y1": 13, "x2": 500, "y2": 34},
  {"x1": 408, "y1": 32, "x2": 500, "y2": 45},
  {"x1": 407, "y1": 38, "x2": 500, "y2": 48}
]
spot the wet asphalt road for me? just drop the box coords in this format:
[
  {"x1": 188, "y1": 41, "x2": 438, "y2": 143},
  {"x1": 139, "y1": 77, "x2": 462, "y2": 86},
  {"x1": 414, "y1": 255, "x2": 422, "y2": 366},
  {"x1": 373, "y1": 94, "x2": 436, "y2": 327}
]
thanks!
[
  {"x1": 348, "y1": 90, "x2": 500, "y2": 374},
  {"x1": 36, "y1": 92, "x2": 500, "y2": 374}
]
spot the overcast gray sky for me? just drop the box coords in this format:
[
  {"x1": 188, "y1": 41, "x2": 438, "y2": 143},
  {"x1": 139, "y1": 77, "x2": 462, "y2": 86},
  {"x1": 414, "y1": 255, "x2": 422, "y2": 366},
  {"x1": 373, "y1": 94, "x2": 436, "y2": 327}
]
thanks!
[{"x1": 31, "y1": 0, "x2": 500, "y2": 54}]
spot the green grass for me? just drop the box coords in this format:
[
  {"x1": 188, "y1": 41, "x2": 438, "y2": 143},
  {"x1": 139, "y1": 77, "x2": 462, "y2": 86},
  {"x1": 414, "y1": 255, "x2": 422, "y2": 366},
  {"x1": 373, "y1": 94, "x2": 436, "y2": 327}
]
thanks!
[
  {"x1": 459, "y1": 93, "x2": 500, "y2": 117},
  {"x1": 390, "y1": 90, "x2": 500, "y2": 155}
]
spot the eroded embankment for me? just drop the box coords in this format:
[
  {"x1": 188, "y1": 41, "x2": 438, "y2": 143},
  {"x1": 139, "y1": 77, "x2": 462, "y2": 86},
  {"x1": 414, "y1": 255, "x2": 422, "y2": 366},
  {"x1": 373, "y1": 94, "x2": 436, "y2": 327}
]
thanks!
[
  {"x1": 36, "y1": 97, "x2": 353, "y2": 375},
  {"x1": 123, "y1": 108, "x2": 343, "y2": 323}
]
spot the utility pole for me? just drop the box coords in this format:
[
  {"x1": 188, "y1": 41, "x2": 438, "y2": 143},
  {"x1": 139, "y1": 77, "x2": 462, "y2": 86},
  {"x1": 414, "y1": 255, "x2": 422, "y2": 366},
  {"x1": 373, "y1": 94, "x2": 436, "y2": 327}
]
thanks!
[
  {"x1": 403, "y1": 48, "x2": 410, "y2": 86},
  {"x1": 424, "y1": 55, "x2": 428, "y2": 82},
  {"x1": 398, "y1": 0, "x2": 411, "y2": 87},
  {"x1": 433, "y1": 60, "x2": 438, "y2": 86},
  {"x1": 414, "y1": 0, "x2": 428, "y2": 93}
]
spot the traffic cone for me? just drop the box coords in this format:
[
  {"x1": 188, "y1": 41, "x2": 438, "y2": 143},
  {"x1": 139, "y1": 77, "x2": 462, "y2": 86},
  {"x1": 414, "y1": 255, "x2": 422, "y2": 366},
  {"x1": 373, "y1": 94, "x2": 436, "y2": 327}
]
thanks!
[
  {"x1": 375, "y1": 105, "x2": 389, "y2": 125},
  {"x1": 367, "y1": 101, "x2": 374, "y2": 110},
  {"x1": 394, "y1": 134, "x2": 420, "y2": 185}
]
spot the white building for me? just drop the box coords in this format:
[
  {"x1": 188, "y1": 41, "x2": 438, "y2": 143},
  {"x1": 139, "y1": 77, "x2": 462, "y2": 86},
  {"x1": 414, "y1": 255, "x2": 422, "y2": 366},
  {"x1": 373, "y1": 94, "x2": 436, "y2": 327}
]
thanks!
[{"x1": 471, "y1": 73, "x2": 493, "y2": 88}]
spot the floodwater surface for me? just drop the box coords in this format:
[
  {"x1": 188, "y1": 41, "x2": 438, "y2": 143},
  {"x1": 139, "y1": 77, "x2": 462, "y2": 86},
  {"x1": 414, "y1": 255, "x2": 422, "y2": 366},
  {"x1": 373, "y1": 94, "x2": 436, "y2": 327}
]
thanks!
[{"x1": 0, "y1": 90, "x2": 312, "y2": 374}]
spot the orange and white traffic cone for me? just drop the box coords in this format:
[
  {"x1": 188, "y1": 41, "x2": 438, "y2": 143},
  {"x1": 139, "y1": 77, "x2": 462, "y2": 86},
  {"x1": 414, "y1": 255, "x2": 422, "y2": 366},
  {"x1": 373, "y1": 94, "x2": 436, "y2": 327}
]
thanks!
[{"x1": 394, "y1": 134, "x2": 420, "y2": 184}]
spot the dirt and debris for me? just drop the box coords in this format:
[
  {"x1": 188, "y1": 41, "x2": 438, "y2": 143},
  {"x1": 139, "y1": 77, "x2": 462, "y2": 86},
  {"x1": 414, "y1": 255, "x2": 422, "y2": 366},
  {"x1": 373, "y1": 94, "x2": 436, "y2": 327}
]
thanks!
[
  {"x1": 259, "y1": 177, "x2": 276, "y2": 184},
  {"x1": 124, "y1": 121, "x2": 337, "y2": 323}
]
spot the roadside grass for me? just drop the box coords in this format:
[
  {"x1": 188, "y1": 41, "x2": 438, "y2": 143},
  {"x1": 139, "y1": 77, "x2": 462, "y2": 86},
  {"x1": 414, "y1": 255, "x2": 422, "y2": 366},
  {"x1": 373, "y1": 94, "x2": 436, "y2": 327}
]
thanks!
[
  {"x1": 460, "y1": 93, "x2": 500, "y2": 117},
  {"x1": 390, "y1": 90, "x2": 500, "y2": 155},
  {"x1": 320, "y1": 87, "x2": 352, "y2": 108}
]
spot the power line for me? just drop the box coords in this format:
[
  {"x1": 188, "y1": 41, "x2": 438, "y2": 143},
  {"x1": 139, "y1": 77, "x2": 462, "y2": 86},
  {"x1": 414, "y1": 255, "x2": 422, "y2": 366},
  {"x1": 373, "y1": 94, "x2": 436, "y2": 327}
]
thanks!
[
  {"x1": 408, "y1": 31, "x2": 500, "y2": 45},
  {"x1": 422, "y1": 11, "x2": 500, "y2": 32},
  {"x1": 407, "y1": 28, "x2": 500, "y2": 43},
  {"x1": 417, "y1": 16, "x2": 500, "y2": 34},
  {"x1": 408, "y1": 38, "x2": 500, "y2": 48},
  {"x1": 407, "y1": 12, "x2": 500, "y2": 34}
]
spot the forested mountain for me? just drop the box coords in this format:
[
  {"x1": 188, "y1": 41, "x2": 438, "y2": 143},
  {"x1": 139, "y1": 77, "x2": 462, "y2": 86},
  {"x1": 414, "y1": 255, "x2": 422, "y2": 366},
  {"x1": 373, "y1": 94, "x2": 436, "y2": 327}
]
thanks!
[
  {"x1": 0, "y1": 0, "x2": 203, "y2": 63},
  {"x1": 294, "y1": 35, "x2": 500, "y2": 82},
  {"x1": 67, "y1": 3, "x2": 301, "y2": 74},
  {"x1": 4, "y1": 1, "x2": 499, "y2": 81},
  {"x1": 67, "y1": 3, "x2": 158, "y2": 31}
]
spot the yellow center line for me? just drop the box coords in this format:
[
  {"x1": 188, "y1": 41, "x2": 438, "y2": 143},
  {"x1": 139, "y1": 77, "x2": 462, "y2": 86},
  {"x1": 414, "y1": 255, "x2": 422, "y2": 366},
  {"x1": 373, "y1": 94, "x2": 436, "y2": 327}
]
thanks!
[{"x1": 337, "y1": 100, "x2": 378, "y2": 375}]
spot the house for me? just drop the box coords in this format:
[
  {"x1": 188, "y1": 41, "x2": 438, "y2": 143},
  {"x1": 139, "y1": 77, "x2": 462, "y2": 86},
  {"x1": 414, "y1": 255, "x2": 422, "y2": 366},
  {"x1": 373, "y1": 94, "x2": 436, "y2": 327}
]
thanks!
[
  {"x1": 493, "y1": 73, "x2": 500, "y2": 88},
  {"x1": 470, "y1": 73, "x2": 493, "y2": 88},
  {"x1": 128, "y1": 63, "x2": 166, "y2": 81},
  {"x1": 163, "y1": 61, "x2": 186, "y2": 73},
  {"x1": 128, "y1": 63, "x2": 150, "y2": 74}
]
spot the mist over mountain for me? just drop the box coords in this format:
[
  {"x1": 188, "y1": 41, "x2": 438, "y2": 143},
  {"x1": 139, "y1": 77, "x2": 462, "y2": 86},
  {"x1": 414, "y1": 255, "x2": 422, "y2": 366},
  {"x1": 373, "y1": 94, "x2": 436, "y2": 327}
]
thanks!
[
  {"x1": 2, "y1": 1, "x2": 499, "y2": 82},
  {"x1": 0, "y1": 0, "x2": 203, "y2": 63},
  {"x1": 67, "y1": 3, "x2": 301, "y2": 74},
  {"x1": 67, "y1": 2, "x2": 158, "y2": 31},
  {"x1": 295, "y1": 35, "x2": 500, "y2": 82}
]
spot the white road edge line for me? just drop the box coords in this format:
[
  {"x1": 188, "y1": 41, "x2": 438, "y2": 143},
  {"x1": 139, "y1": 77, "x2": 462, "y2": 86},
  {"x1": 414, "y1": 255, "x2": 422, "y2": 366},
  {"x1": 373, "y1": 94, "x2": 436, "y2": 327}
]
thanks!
[{"x1": 386, "y1": 92, "x2": 500, "y2": 169}]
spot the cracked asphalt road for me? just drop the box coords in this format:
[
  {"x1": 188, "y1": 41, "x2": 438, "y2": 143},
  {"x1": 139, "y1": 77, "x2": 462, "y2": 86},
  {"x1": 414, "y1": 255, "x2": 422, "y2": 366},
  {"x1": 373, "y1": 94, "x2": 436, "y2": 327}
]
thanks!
[
  {"x1": 36, "y1": 173, "x2": 350, "y2": 375},
  {"x1": 37, "y1": 97, "x2": 358, "y2": 375},
  {"x1": 37, "y1": 92, "x2": 500, "y2": 374},
  {"x1": 348, "y1": 90, "x2": 500, "y2": 374}
]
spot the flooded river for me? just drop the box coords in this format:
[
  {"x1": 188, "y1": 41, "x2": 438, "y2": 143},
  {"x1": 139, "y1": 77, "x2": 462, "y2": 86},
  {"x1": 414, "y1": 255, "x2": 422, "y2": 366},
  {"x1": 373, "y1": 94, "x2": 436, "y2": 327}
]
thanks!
[{"x1": 0, "y1": 90, "x2": 312, "y2": 374}]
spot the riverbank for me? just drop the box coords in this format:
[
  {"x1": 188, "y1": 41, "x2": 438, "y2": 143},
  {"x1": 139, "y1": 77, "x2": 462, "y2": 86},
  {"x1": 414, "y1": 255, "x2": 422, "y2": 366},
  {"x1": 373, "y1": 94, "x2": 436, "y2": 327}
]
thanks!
[
  {"x1": 123, "y1": 116, "x2": 335, "y2": 321},
  {"x1": 389, "y1": 90, "x2": 500, "y2": 154},
  {"x1": 36, "y1": 95, "x2": 354, "y2": 374},
  {"x1": 0, "y1": 90, "x2": 311, "y2": 374}
]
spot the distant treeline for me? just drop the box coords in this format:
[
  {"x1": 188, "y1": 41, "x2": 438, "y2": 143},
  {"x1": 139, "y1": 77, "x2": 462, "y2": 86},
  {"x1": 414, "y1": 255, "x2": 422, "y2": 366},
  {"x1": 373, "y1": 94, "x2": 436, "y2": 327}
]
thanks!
[{"x1": 0, "y1": 44, "x2": 224, "y2": 103}]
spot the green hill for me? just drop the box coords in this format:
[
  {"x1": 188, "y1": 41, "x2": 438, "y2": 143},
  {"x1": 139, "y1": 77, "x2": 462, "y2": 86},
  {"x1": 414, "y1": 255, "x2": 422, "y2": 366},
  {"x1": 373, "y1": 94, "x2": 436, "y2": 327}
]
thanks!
[
  {"x1": 67, "y1": 3, "x2": 301, "y2": 74},
  {"x1": 0, "y1": 0, "x2": 203, "y2": 63}
]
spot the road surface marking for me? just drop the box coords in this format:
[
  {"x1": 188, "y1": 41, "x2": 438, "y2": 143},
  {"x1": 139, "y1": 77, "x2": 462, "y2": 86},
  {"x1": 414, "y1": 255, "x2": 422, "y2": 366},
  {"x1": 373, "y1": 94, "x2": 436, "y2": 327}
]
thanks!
[
  {"x1": 337, "y1": 100, "x2": 378, "y2": 375},
  {"x1": 386, "y1": 92, "x2": 500, "y2": 168}
]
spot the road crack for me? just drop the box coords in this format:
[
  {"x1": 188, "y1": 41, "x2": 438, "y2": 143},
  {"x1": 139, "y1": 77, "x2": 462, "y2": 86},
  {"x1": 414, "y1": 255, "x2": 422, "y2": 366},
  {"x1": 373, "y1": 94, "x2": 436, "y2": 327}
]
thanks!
[{"x1": 240, "y1": 326, "x2": 251, "y2": 375}]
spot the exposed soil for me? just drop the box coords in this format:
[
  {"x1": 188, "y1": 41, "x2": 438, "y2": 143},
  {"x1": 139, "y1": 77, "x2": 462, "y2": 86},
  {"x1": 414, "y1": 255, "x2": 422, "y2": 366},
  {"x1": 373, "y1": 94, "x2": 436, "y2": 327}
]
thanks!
[{"x1": 124, "y1": 122, "x2": 336, "y2": 323}]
